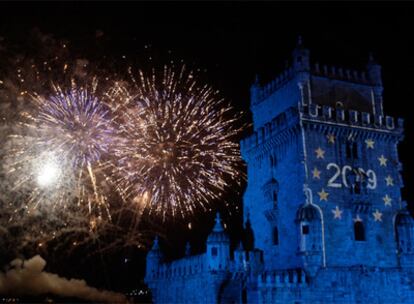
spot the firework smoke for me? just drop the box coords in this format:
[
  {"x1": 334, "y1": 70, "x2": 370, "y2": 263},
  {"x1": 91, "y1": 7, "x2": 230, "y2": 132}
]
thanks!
[{"x1": 0, "y1": 255, "x2": 126, "y2": 302}]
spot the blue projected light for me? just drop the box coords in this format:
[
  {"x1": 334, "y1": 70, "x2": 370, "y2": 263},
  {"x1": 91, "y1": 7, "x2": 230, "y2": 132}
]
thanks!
[{"x1": 145, "y1": 39, "x2": 414, "y2": 303}]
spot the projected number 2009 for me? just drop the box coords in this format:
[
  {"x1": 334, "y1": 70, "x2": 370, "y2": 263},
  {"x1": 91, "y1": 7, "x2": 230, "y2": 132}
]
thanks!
[{"x1": 326, "y1": 163, "x2": 377, "y2": 190}]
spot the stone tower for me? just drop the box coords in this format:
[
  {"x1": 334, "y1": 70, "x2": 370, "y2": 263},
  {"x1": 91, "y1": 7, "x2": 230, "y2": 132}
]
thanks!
[
  {"x1": 240, "y1": 37, "x2": 410, "y2": 274},
  {"x1": 145, "y1": 39, "x2": 414, "y2": 303}
]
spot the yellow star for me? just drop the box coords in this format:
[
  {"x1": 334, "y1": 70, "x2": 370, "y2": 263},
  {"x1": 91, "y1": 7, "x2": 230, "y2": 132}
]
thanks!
[
  {"x1": 318, "y1": 188, "x2": 329, "y2": 201},
  {"x1": 312, "y1": 167, "x2": 321, "y2": 179},
  {"x1": 373, "y1": 209, "x2": 383, "y2": 222},
  {"x1": 327, "y1": 134, "x2": 335, "y2": 144},
  {"x1": 378, "y1": 155, "x2": 388, "y2": 167},
  {"x1": 365, "y1": 139, "x2": 375, "y2": 149},
  {"x1": 385, "y1": 175, "x2": 394, "y2": 186},
  {"x1": 353, "y1": 214, "x2": 363, "y2": 222},
  {"x1": 383, "y1": 194, "x2": 392, "y2": 206},
  {"x1": 315, "y1": 147, "x2": 325, "y2": 159},
  {"x1": 332, "y1": 206, "x2": 343, "y2": 219}
]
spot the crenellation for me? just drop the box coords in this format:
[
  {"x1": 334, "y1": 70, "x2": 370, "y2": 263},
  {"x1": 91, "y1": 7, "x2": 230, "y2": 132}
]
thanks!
[
  {"x1": 323, "y1": 64, "x2": 328, "y2": 75},
  {"x1": 310, "y1": 64, "x2": 369, "y2": 83},
  {"x1": 353, "y1": 70, "x2": 359, "y2": 80},
  {"x1": 146, "y1": 42, "x2": 414, "y2": 304},
  {"x1": 336, "y1": 108, "x2": 345, "y2": 122},
  {"x1": 322, "y1": 105, "x2": 333, "y2": 120},
  {"x1": 345, "y1": 69, "x2": 351, "y2": 79},
  {"x1": 338, "y1": 67, "x2": 344, "y2": 78},
  {"x1": 259, "y1": 269, "x2": 307, "y2": 289},
  {"x1": 308, "y1": 103, "x2": 320, "y2": 118},
  {"x1": 349, "y1": 110, "x2": 358, "y2": 125},
  {"x1": 241, "y1": 107, "x2": 300, "y2": 153},
  {"x1": 149, "y1": 254, "x2": 208, "y2": 280},
  {"x1": 252, "y1": 67, "x2": 297, "y2": 103},
  {"x1": 361, "y1": 71, "x2": 367, "y2": 81},
  {"x1": 301, "y1": 103, "x2": 402, "y2": 134},
  {"x1": 315, "y1": 63, "x2": 320, "y2": 73},
  {"x1": 385, "y1": 116, "x2": 395, "y2": 129},
  {"x1": 361, "y1": 112, "x2": 370, "y2": 125},
  {"x1": 398, "y1": 118, "x2": 404, "y2": 129},
  {"x1": 275, "y1": 75, "x2": 281, "y2": 86},
  {"x1": 374, "y1": 115, "x2": 383, "y2": 128},
  {"x1": 254, "y1": 60, "x2": 372, "y2": 107}
]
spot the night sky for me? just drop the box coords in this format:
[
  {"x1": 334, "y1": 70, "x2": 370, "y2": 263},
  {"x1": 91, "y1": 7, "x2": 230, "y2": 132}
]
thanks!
[{"x1": 1, "y1": 2, "x2": 414, "y2": 301}]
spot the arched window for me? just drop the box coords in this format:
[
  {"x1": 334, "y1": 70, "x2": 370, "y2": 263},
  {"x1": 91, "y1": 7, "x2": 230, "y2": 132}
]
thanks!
[
  {"x1": 270, "y1": 154, "x2": 277, "y2": 168},
  {"x1": 263, "y1": 178, "x2": 279, "y2": 208},
  {"x1": 346, "y1": 142, "x2": 352, "y2": 159},
  {"x1": 211, "y1": 247, "x2": 218, "y2": 256},
  {"x1": 242, "y1": 288, "x2": 247, "y2": 304},
  {"x1": 273, "y1": 227, "x2": 279, "y2": 245},
  {"x1": 336, "y1": 101, "x2": 344, "y2": 108},
  {"x1": 346, "y1": 141, "x2": 359, "y2": 160},
  {"x1": 354, "y1": 221, "x2": 365, "y2": 241},
  {"x1": 352, "y1": 142, "x2": 359, "y2": 159},
  {"x1": 353, "y1": 181, "x2": 361, "y2": 194},
  {"x1": 272, "y1": 190, "x2": 278, "y2": 207},
  {"x1": 302, "y1": 224, "x2": 309, "y2": 235}
]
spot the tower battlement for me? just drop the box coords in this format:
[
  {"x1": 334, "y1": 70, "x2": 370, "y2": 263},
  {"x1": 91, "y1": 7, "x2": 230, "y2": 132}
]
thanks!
[
  {"x1": 240, "y1": 107, "x2": 300, "y2": 155},
  {"x1": 145, "y1": 39, "x2": 414, "y2": 304},
  {"x1": 301, "y1": 104, "x2": 404, "y2": 134},
  {"x1": 251, "y1": 67, "x2": 296, "y2": 105},
  {"x1": 312, "y1": 63, "x2": 369, "y2": 84},
  {"x1": 251, "y1": 63, "x2": 374, "y2": 106},
  {"x1": 242, "y1": 102, "x2": 403, "y2": 158},
  {"x1": 258, "y1": 269, "x2": 308, "y2": 288}
]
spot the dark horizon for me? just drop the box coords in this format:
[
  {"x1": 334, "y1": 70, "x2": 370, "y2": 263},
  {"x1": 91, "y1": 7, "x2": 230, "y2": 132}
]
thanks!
[{"x1": 1, "y1": 2, "x2": 414, "y2": 301}]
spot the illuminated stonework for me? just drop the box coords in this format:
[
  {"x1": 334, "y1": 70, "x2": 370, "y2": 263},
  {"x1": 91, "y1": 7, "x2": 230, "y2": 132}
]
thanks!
[{"x1": 145, "y1": 39, "x2": 414, "y2": 303}]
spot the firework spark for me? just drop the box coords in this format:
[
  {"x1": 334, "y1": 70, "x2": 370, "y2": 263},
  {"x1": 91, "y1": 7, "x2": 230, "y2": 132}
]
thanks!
[
  {"x1": 113, "y1": 66, "x2": 244, "y2": 219},
  {"x1": 0, "y1": 32, "x2": 159, "y2": 257},
  {"x1": 4, "y1": 84, "x2": 118, "y2": 227},
  {"x1": 1, "y1": 30, "x2": 245, "y2": 253}
]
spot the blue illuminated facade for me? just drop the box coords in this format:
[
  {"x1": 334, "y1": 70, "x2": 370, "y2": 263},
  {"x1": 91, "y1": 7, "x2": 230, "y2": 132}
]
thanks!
[{"x1": 145, "y1": 39, "x2": 414, "y2": 303}]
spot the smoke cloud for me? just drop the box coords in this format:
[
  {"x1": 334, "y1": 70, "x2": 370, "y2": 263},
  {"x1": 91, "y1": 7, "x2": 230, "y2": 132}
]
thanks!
[{"x1": 0, "y1": 255, "x2": 126, "y2": 303}]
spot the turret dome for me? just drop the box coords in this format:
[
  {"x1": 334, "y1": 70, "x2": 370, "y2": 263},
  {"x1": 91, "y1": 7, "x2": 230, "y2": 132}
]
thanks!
[
  {"x1": 296, "y1": 204, "x2": 320, "y2": 222},
  {"x1": 207, "y1": 213, "x2": 229, "y2": 243},
  {"x1": 396, "y1": 210, "x2": 414, "y2": 226}
]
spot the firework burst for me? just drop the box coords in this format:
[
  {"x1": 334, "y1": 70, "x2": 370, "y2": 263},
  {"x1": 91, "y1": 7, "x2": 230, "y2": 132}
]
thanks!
[
  {"x1": 4, "y1": 83, "x2": 119, "y2": 228},
  {"x1": 114, "y1": 66, "x2": 244, "y2": 219}
]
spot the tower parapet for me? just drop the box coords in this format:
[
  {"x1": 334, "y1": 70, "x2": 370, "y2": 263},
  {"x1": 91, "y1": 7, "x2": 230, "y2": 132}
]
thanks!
[
  {"x1": 311, "y1": 64, "x2": 369, "y2": 84},
  {"x1": 301, "y1": 103, "x2": 403, "y2": 134},
  {"x1": 145, "y1": 39, "x2": 414, "y2": 304},
  {"x1": 258, "y1": 269, "x2": 308, "y2": 288},
  {"x1": 249, "y1": 39, "x2": 387, "y2": 133}
]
